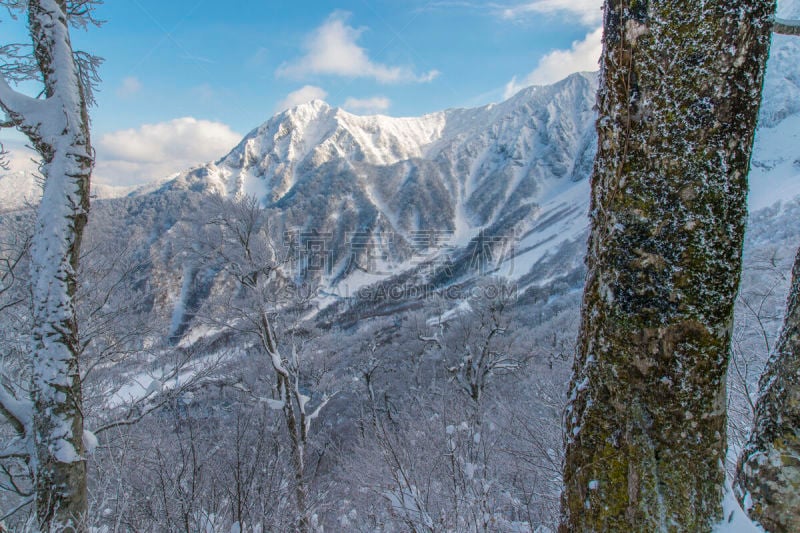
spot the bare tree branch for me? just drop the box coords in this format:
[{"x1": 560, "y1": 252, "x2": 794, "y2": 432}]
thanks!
[
  {"x1": 0, "y1": 496, "x2": 33, "y2": 522},
  {"x1": 0, "y1": 437, "x2": 27, "y2": 460},
  {"x1": 775, "y1": 17, "x2": 800, "y2": 36},
  {"x1": 304, "y1": 391, "x2": 337, "y2": 436}
]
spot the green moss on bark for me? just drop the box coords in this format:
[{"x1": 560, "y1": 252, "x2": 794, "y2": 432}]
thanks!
[{"x1": 561, "y1": 1, "x2": 775, "y2": 531}]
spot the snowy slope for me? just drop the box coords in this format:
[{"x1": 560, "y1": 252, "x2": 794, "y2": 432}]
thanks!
[
  {"x1": 98, "y1": 23, "x2": 800, "y2": 333},
  {"x1": 3, "y1": 12, "x2": 800, "y2": 335},
  {"x1": 153, "y1": 73, "x2": 598, "y2": 291},
  {"x1": 0, "y1": 162, "x2": 134, "y2": 212},
  {"x1": 748, "y1": 0, "x2": 800, "y2": 210}
]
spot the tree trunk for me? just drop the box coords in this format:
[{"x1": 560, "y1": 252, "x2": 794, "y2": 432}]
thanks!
[
  {"x1": 27, "y1": 0, "x2": 93, "y2": 529},
  {"x1": 735, "y1": 247, "x2": 800, "y2": 532},
  {"x1": 561, "y1": 1, "x2": 774, "y2": 531}
]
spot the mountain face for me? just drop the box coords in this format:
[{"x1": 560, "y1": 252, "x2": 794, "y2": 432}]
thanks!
[
  {"x1": 748, "y1": 1, "x2": 800, "y2": 209},
  {"x1": 0, "y1": 165, "x2": 130, "y2": 213},
  {"x1": 3, "y1": 23, "x2": 800, "y2": 531},
  {"x1": 4, "y1": 23, "x2": 800, "y2": 338},
  {"x1": 175, "y1": 72, "x2": 596, "y2": 221},
  {"x1": 157, "y1": 72, "x2": 598, "y2": 289}
]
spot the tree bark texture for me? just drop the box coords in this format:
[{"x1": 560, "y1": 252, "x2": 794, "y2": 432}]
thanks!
[
  {"x1": 735, "y1": 247, "x2": 800, "y2": 533},
  {"x1": 561, "y1": 1, "x2": 774, "y2": 531}
]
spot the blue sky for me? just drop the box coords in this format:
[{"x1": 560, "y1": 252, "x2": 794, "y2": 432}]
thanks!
[{"x1": 1, "y1": 0, "x2": 602, "y2": 186}]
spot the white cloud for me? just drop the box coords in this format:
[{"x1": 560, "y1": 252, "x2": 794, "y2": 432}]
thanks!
[
  {"x1": 504, "y1": 27, "x2": 602, "y2": 98},
  {"x1": 94, "y1": 118, "x2": 242, "y2": 187},
  {"x1": 342, "y1": 96, "x2": 391, "y2": 114},
  {"x1": 500, "y1": 0, "x2": 602, "y2": 26},
  {"x1": 277, "y1": 11, "x2": 439, "y2": 84},
  {"x1": 276, "y1": 85, "x2": 329, "y2": 112},
  {"x1": 116, "y1": 76, "x2": 142, "y2": 98}
]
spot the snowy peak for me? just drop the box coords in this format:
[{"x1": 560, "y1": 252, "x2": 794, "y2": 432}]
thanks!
[
  {"x1": 184, "y1": 98, "x2": 447, "y2": 201},
  {"x1": 155, "y1": 72, "x2": 598, "y2": 287},
  {"x1": 173, "y1": 71, "x2": 597, "y2": 213}
]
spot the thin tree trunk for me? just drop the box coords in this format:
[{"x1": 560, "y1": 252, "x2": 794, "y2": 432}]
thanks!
[
  {"x1": 561, "y1": 1, "x2": 773, "y2": 530},
  {"x1": 283, "y1": 375, "x2": 309, "y2": 533},
  {"x1": 27, "y1": 0, "x2": 93, "y2": 529},
  {"x1": 259, "y1": 310, "x2": 309, "y2": 533},
  {"x1": 735, "y1": 247, "x2": 800, "y2": 532}
]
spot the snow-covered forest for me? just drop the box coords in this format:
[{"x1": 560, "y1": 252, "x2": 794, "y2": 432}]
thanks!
[{"x1": 1, "y1": 0, "x2": 800, "y2": 532}]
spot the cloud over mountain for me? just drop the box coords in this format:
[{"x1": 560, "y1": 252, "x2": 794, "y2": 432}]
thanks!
[
  {"x1": 276, "y1": 86, "x2": 329, "y2": 112},
  {"x1": 277, "y1": 11, "x2": 439, "y2": 84},
  {"x1": 95, "y1": 118, "x2": 241, "y2": 187},
  {"x1": 504, "y1": 27, "x2": 602, "y2": 97}
]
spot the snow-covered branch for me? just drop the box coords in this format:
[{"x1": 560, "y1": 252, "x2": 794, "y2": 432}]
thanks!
[
  {"x1": 0, "y1": 437, "x2": 28, "y2": 460},
  {"x1": 0, "y1": 496, "x2": 34, "y2": 523},
  {"x1": 91, "y1": 392, "x2": 166, "y2": 435},
  {"x1": 0, "y1": 72, "x2": 48, "y2": 133},
  {"x1": 93, "y1": 349, "x2": 228, "y2": 434},
  {"x1": 304, "y1": 391, "x2": 337, "y2": 436},
  {"x1": 0, "y1": 381, "x2": 32, "y2": 436},
  {"x1": 774, "y1": 18, "x2": 800, "y2": 36},
  {"x1": 65, "y1": 0, "x2": 104, "y2": 28}
]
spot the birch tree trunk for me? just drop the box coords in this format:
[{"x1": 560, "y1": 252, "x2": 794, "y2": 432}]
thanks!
[
  {"x1": 0, "y1": 0, "x2": 94, "y2": 529},
  {"x1": 735, "y1": 247, "x2": 800, "y2": 532},
  {"x1": 560, "y1": 1, "x2": 774, "y2": 530}
]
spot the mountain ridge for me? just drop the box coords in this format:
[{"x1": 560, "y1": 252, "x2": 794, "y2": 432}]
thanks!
[
  {"x1": 140, "y1": 72, "x2": 597, "y2": 291},
  {"x1": 1, "y1": 47, "x2": 799, "y2": 317}
]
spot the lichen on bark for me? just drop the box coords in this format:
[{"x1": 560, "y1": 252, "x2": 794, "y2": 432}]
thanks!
[{"x1": 560, "y1": 0, "x2": 774, "y2": 531}]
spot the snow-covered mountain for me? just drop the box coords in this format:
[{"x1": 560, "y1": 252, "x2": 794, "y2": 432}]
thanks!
[
  {"x1": 0, "y1": 165, "x2": 133, "y2": 212},
  {"x1": 3, "y1": 9, "x2": 800, "y2": 531},
  {"x1": 154, "y1": 72, "x2": 597, "y2": 291},
  {"x1": 4, "y1": 17, "x2": 800, "y2": 336},
  {"x1": 748, "y1": 0, "x2": 800, "y2": 209},
  {"x1": 170, "y1": 72, "x2": 596, "y2": 220}
]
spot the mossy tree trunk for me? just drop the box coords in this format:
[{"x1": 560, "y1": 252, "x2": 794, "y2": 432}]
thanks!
[
  {"x1": 735, "y1": 247, "x2": 800, "y2": 532},
  {"x1": 560, "y1": 1, "x2": 774, "y2": 531}
]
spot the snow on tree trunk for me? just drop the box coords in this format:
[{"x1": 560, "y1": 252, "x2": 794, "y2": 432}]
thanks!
[
  {"x1": 735, "y1": 246, "x2": 800, "y2": 532},
  {"x1": 0, "y1": 0, "x2": 94, "y2": 529},
  {"x1": 560, "y1": 1, "x2": 774, "y2": 531}
]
